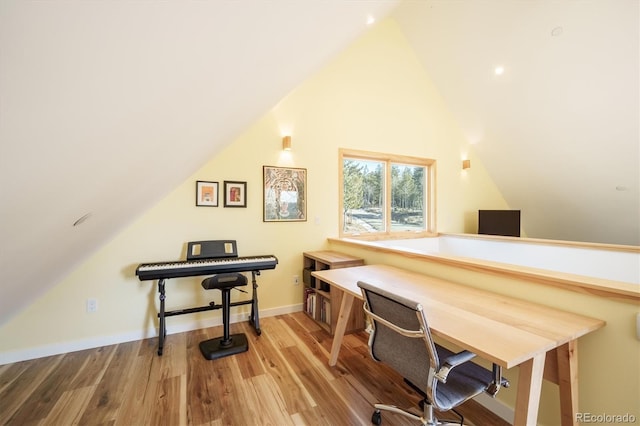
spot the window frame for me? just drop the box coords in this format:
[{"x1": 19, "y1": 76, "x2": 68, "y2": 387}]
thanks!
[{"x1": 338, "y1": 148, "x2": 437, "y2": 239}]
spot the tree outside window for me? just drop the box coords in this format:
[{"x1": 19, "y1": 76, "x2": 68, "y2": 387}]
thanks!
[
  {"x1": 343, "y1": 159, "x2": 384, "y2": 233},
  {"x1": 340, "y1": 149, "x2": 436, "y2": 238}
]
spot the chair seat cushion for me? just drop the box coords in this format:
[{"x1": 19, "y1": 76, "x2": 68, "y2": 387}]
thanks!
[
  {"x1": 201, "y1": 273, "x2": 248, "y2": 290},
  {"x1": 434, "y1": 345, "x2": 494, "y2": 411}
]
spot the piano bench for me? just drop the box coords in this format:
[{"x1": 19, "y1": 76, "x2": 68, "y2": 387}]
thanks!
[
  {"x1": 199, "y1": 272, "x2": 249, "y2": 361},
  {"x1": 201, "y1": 272, "x2": 248, "y2": 290}
]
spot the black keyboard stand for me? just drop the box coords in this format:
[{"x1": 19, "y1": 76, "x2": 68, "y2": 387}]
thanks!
[
  {"x1": 155, "y1": 270, "x2": 262, "y2": 356},
  {"x1": 248, "y1": 270, "x2": 261, "y2": 336}
]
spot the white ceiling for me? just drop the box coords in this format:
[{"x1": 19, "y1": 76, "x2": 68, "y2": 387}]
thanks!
[
  {"x1": 0, "y1": 0, "x2": 638, "y2": 325},
  {"x1": 393, "y1": 0, "x2": 639, "y2": 245}
]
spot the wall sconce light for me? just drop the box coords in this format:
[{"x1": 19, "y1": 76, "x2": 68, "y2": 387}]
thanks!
[
  {"x1": 282, "y1": 136, "x2": 292, "y2": 151},
  {"x1": 462, "y1": 159, "x2": 471, "y2": 170}
]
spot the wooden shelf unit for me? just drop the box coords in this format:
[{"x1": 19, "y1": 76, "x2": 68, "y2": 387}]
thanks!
[{"x1": 302, "y1": 251, "x2": 365, "y2": 335}]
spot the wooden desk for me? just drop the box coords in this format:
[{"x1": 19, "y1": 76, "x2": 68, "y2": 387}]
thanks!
[{"x1": 312, "y1": 264, "x2": 605, "y2": 426}]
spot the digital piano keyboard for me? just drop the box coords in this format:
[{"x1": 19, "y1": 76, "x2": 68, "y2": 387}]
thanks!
[
  {"x1": 135, "y1": 240, "x2": 277, "y2": 355},
  {"x1": 135, "y1": 255, "x2": 278, "y2": 281}
]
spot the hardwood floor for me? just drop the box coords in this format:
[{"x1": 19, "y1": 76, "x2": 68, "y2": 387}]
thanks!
[{"x1": 0, "y1": 312, "x2": 510, "y2": 426}]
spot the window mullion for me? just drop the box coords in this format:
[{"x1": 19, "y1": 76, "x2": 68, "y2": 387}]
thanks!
[{"x1": 385, "y1": 161, "x2": 392, "y2": 234}]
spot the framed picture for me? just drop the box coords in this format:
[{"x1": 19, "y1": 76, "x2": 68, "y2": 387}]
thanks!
[
  {"x1": 263, "y1": 166, "x2": 307, "y2": 222},
  {"x1": 224, "y1": 181, "x2": 247, "y2": 207},
  {"x1": 196, "y1": 181, "x2": 219, "y2": 207}
]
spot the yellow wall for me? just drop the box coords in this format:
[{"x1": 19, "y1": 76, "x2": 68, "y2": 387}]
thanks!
[
  {"x1": 0, "y1": 18, "x2": 506, "y2": 365},
  {"x1": 2, "y1": 17, "x2": 632, "y2": 426}
]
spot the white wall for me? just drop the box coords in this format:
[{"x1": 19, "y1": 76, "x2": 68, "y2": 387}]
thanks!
[{"x1": 369, "y1": 235, "x2": 640, "y2": 284}]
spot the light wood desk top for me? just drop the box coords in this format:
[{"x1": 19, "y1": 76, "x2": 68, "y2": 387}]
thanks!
[
  {"x1": 312, "y1": 264, "x2": 605, "y2": 426},
  {"x1": 312, "y1": 264, "x2": 604, "y2": 368}
]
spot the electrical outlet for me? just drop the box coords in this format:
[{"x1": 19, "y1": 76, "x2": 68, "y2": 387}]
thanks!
[
  {"x1": 87, "y1": 298, "x2": 97, "y2": 313},
  {"x1": 293, "y1": 275, "x2": 300, "y2": 285}
]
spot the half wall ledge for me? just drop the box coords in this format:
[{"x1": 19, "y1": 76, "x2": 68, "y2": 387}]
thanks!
[{"x1": 328, "y1": 233, "x2": 640, "y2": 304}]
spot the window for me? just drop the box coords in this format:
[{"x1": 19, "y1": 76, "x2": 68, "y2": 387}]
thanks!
[{"x1": 339, "y1": 149, "x2": 436, "y2": 237}]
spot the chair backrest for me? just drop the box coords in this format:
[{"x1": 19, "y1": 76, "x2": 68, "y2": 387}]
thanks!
[{"x1": 358, "y1": 280, "x2": 440, "y2": 400}]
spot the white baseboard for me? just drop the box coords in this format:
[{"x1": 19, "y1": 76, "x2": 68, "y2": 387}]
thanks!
[
  {"x1": 0, "y1": 303, "x2": 303, "y2": 365},
  {"x1": 475, "y1": 393, "x2": 514, "y2": 424}
]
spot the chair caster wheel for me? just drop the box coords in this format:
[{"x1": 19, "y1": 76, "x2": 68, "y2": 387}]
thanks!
[{"x1": 371, "y1": 410, "x2": 382, "y2": 425}]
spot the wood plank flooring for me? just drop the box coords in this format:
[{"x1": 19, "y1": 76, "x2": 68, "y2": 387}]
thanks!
[{"x1": 0, "y1": 312, "x2": 510, "y2": 425}]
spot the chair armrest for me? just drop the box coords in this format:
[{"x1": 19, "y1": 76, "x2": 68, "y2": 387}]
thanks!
[{"x1": 435, "y1": 350, "x2": 476, "y2": 383}]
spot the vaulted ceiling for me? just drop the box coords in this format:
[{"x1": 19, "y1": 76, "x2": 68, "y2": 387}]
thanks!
[
  {"x1": 393, "y1": 0, "x2": 638, "y2": 246},
  {"x1": 1, "y1": 1, "x2": 637, "y2": 325}
]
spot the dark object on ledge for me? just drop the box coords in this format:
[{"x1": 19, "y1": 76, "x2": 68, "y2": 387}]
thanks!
[{"x1": 478, "y1": 209, "x2": 521, "y2": 237}]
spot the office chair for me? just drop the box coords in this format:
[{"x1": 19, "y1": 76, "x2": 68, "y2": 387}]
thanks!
[{"x1": 357, "y1": 280, "x2": 509, "y2": 426}]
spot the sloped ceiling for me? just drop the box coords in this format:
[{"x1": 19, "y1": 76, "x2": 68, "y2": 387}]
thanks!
[
  {"x1": 0, "y1": 0, "x2": 399, "y2": 324},
  {"x1": 393, "y1": 0, "x2": 639, "y2": 245},
  {"x1": 0, "y1": 1, "x2": 638, "y2": 325}
]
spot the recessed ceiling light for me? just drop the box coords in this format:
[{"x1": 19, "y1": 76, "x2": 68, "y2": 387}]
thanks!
[
  {"x1": 551, "y1": 26, "x2": 563, "y2": 37},
  {"x1": 366, "y1": 15, "x2": 375, "y2": 26},
  {"x1": 494, "y1": 66, "x2": 505, "y2": 76}
]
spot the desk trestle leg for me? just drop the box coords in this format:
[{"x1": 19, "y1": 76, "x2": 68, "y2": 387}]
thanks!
[
  {"x1": 557, "y1": 341, "x2": 579, "y2": 426},
  {"x1": 329, "y1": 293, "x2": 355, "y2": 366},
  {"x1": 514, "y1": 353, "x2": 546, "y2": 426}
]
